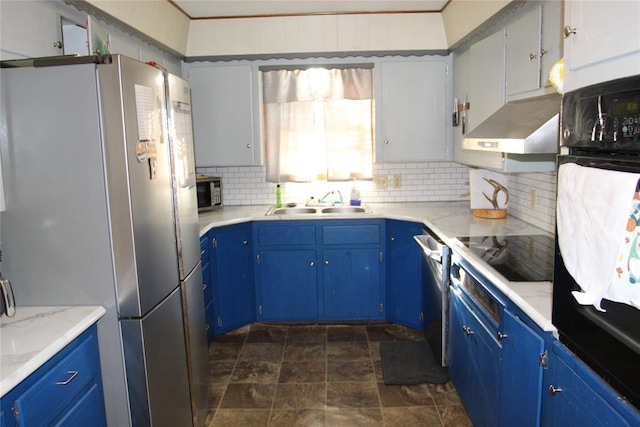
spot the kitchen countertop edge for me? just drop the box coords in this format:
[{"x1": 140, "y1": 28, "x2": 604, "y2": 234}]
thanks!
[{"x1": 0, "y1": 305, "x2": 107, "y2": 397}]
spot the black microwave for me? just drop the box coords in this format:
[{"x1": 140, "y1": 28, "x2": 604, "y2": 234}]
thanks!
[{"x1": 196, "y1": 174, "x2": 222, "y2": 212}]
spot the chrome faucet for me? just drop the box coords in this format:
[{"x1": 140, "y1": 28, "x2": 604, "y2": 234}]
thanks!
[{"x1": 319, "y1": 191, "x2": 344, "y2": 205}]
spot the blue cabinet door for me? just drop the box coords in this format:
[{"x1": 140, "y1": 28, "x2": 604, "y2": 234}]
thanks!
[
  {"x1": 258, "y1": 249, "x2": 319, "y2": 320},
  {"x1": 449, "y1": 288, "x2": 501, "y2": 427},
  {"x1": 210, "y1": 223, "x2": 255, "y2": 334},
  {"x1": 542, "y1": 341, "x2": 635, "y2": 426},
  {"x1": 323, "y1": 248, "x2": 382, "y2": 319},
  {"x1": 500, "y1": 309, "x2": 545, "y2": 426},
  {"x1": 386, "y1": 220, "x2": 424, "y2": 329}
]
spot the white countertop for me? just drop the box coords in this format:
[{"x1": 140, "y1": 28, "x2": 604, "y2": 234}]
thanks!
[
  {"x1": 198, "y1": 202, "x2": 555, "y2": 334},
  {"x1": 0, "y1": 305, "x2": 106, "y2": 397}
]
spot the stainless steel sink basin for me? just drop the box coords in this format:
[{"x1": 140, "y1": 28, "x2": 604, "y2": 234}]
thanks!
[
  {"x1": 321, "y1": 206, "x2": 368, "y2": 214},
  {"x1": 267, "y1": 207, "x2": 318, "y2": 215},
  {"x1": 265, "y1": 204, "x2": 371, "y2": 216}
]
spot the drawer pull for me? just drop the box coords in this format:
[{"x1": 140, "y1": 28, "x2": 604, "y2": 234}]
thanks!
[
  {"x1": 462, "y1": 325, "x2": 474, "y2": 336},
  {"x1": 200, "y1": 250, "x2": 205, "y2": 256},
  {"x1": 497, "y1": 332, "x2": 508, "y2": 340},
  {"x1": 56, "y1": 370, "x2": 79, "y2": 385}
]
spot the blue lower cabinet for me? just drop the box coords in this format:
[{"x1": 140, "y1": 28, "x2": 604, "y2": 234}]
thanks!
[
  {"x1": 253, "y1": 220, "x2": 385, "y2": 322},
  {"x1": 323, "y1": 248, "x2": 382, "y2": 319},
  {"x1": 209, "y1": 223, "x2": 255, "y2": 335},
  {"x1": 542, "y1": 340, "x2": 640, "y2": 426},
  {"x1": 1, "y1": 325, "x2": 106, "y2": 427},
  {"x1": 386, "y1": 220, "x2": 424, "y2": 329},
  {"x1": 258, "y1": 249, "x2": 319, "y2": 320},
  {"x1": 449, "y1": 287, "x2": 501, "y2": 427},
  {"x1": 499, "y1": 309, "x2": 545, "y2": 427}
]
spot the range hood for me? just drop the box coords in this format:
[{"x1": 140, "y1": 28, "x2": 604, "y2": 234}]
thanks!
[{"x1": 463, "y1": 93, "x2": 561, "y2": 154}]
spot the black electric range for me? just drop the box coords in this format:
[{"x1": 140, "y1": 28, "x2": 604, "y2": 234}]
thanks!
[{"x1": 456, "y1": 234, "x2": 555, "y2": 282}]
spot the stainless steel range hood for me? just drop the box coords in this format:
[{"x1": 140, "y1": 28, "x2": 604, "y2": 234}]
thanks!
[{"x1": 463, "y1": 93, "x2": 561, "y2": 154}]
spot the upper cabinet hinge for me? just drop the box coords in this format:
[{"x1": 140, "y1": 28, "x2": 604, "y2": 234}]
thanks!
[{"x1": 539, "y1": 350, "x2": 548, "y2": 369}]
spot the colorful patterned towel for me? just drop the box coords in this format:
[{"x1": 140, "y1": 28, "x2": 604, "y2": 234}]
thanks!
[{"x1": 557, "y1": 163, "x2": 640, "y2": 311}]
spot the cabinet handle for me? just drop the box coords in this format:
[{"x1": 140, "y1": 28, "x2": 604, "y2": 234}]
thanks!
[
  {"x1": 217, "y1": 317, "x2": 222, "y2": 327},
  {"x1": 324, "y1": 260, "x2": 330, "y2": 265},
  {"x1": 56, "y1": 370, "x2": 79, "y2": 385},
  {"x1": 246, "y1": 144, "x2": 252, "y2": 148},
  {"x1": 310, "y1": 261, "x2": 316, "y2": 267},
  {"x1": 390, "y1": 237, "x2": 395, "y2": 242},
  {"x1": 540, "y1": 49, "x2": 548, "y2": 57},
  {"x1": 53, "y1": 40, "x2": 63, "y2": 49},
  {"x1": 497, "y1": 332, "x2": 508, "y2": 340},
  {"x1": 202, "y1": 283, "x2": 207, "y2": 291},
  {"x1": 462, "y1": 325, "x2": 474, "y2": 335},
  {"x1": 563, "y1": 25, "x2": 577, "y2": 38},
  {"x1": 529, "y1": 53, "x2": 538, "y2": 61},
  {"x1": 384, "y1": 140, "x2": 389, "y2": 144},
  {"x1": 548, "y1": 385, "x2": 563, "y2": 396},
  {"x1": 200, "y1": 249, "x2": 205, "y2": 256}
]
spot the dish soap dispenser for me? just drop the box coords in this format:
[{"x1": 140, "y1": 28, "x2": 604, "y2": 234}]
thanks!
[
  {"x1": 276, "y1": 184, "x2": 283, "y2": 207},
  {"x1": 350, "y1": 187, "x2": 361, "y2": 206}
]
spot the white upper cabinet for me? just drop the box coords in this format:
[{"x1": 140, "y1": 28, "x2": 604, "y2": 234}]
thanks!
[
  {"x1": 453, "y1": 29, "x2": 556, "y2": 172},
  {"x1": 563, "y1": 0, "x2": 640, "y2": 91},
  {"x1": 564, "y1": 0, "x2": 639, "y2": 71},
  {"x1": 377, "y1": 59, "x2": 451, "y2": 162},
  {"x1": 188, "y1": 65, "x2": 261, "y2": 167},
  {"x1": 505, "y1": 2, "x2": 561, "y2": 98}
]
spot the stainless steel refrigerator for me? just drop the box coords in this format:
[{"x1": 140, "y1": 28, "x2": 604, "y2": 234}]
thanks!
[{"x1": 0, "y1": 55, "x2": 210, "y2": 427}]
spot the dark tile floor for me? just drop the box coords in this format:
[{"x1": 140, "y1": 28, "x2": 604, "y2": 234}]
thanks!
[{"x1": 205, "y1": 323, "x2": 473, "y2": 426}]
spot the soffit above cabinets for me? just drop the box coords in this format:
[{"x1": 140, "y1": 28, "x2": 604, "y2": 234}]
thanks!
[{"x1": 172, "y1": 0, "x2": 448, "y2": 19}]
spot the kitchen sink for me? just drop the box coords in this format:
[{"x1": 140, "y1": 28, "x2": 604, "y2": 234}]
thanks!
[
  {"x1": 321, "y1": 206, "x2": 367, "y2": 214},
  {"x1": 265, "y1": 204, "x2": 371, "y2": 216},
  {"x1": 267, "y1": 207, "x2": 318, "y2": 215}
]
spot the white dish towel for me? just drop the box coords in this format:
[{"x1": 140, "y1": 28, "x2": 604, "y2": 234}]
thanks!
[{"x1": 557, "y1": 163, "x2": 640, "y2": 311}]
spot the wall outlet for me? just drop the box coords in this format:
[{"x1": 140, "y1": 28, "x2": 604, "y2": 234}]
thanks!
[
  {"x1": 374, "y1": 175, "x2": 388, "y2": 189},
  {"x1": 393, "y1": 175, "x2": 402, "y2": 188},
  {"x1": 530, "y1": 189, "x2": 537, "y2": 208}
]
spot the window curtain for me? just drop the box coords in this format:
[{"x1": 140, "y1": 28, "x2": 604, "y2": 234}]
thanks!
[{"x1": 262, "y1": 67, "x2": 373, "y2": 183}]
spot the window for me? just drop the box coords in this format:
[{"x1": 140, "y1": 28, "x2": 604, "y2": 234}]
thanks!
[{"x1": 262, "y1": 66, "x2": 373, "y2": 183}]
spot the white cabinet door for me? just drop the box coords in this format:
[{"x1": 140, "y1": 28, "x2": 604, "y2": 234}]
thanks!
[
  {"x1": 379, "y1": 60, "x2": 449, "y2": 162},
  {"x1": 565, "y1": 1, "x2": 640, "y2": 71},
  {"x1": 467, "y1": 30, "x2": 505, "y2": 134},
  {"x1": 188, "y1": 65, "x2": 258, "y2": 167},
  {"x1": 506, "y1": 7, "x2": 542, "y2": 97},
  {"x1": 505, "y1": 3, "x2": 561, "y2": 98},
  {"x1": 0, "y1": 1, "x2": 62, "y2": 59}
]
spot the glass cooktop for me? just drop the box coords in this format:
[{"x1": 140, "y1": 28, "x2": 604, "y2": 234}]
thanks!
[{"x1": 456, "y1": 234, "x2": 555, "y2": 282}]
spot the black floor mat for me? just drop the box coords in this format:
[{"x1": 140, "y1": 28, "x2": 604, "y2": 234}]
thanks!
[{"x1": 380, "y1": 340, "x2": 450, "y2": 385}]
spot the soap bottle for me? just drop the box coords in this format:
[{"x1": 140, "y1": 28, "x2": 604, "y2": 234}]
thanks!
[
  {"x1": 275, "y1": 184, "x2": 283, "y2": 207},
  {"x1": 350, "y1": 187, "x2": 361, "y2": 206}
]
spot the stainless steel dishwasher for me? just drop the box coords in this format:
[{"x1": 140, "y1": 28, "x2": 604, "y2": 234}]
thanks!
[{"x1": 414, "y1": 230, "x2": 451, "y2": 367}]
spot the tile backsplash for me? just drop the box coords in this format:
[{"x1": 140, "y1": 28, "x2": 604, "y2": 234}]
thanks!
[{"x1": 196, "y1": 162, "x2": 557, "y2": 234}]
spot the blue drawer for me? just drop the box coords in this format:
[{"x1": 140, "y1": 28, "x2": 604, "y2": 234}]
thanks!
[
  {"x1": 12, "y1": 328, "x2": 101, "y2": 427},
  {"x1": 257, "y1": 225, "x2": 316, "y2": 246},
  {"x1": 322, "y1": 224, "x2": 381, "y2": 245}
]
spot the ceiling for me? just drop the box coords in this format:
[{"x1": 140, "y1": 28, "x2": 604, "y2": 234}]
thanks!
[{"x1": 172, "y1": 0, "x2": 450, "y2": 19}]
